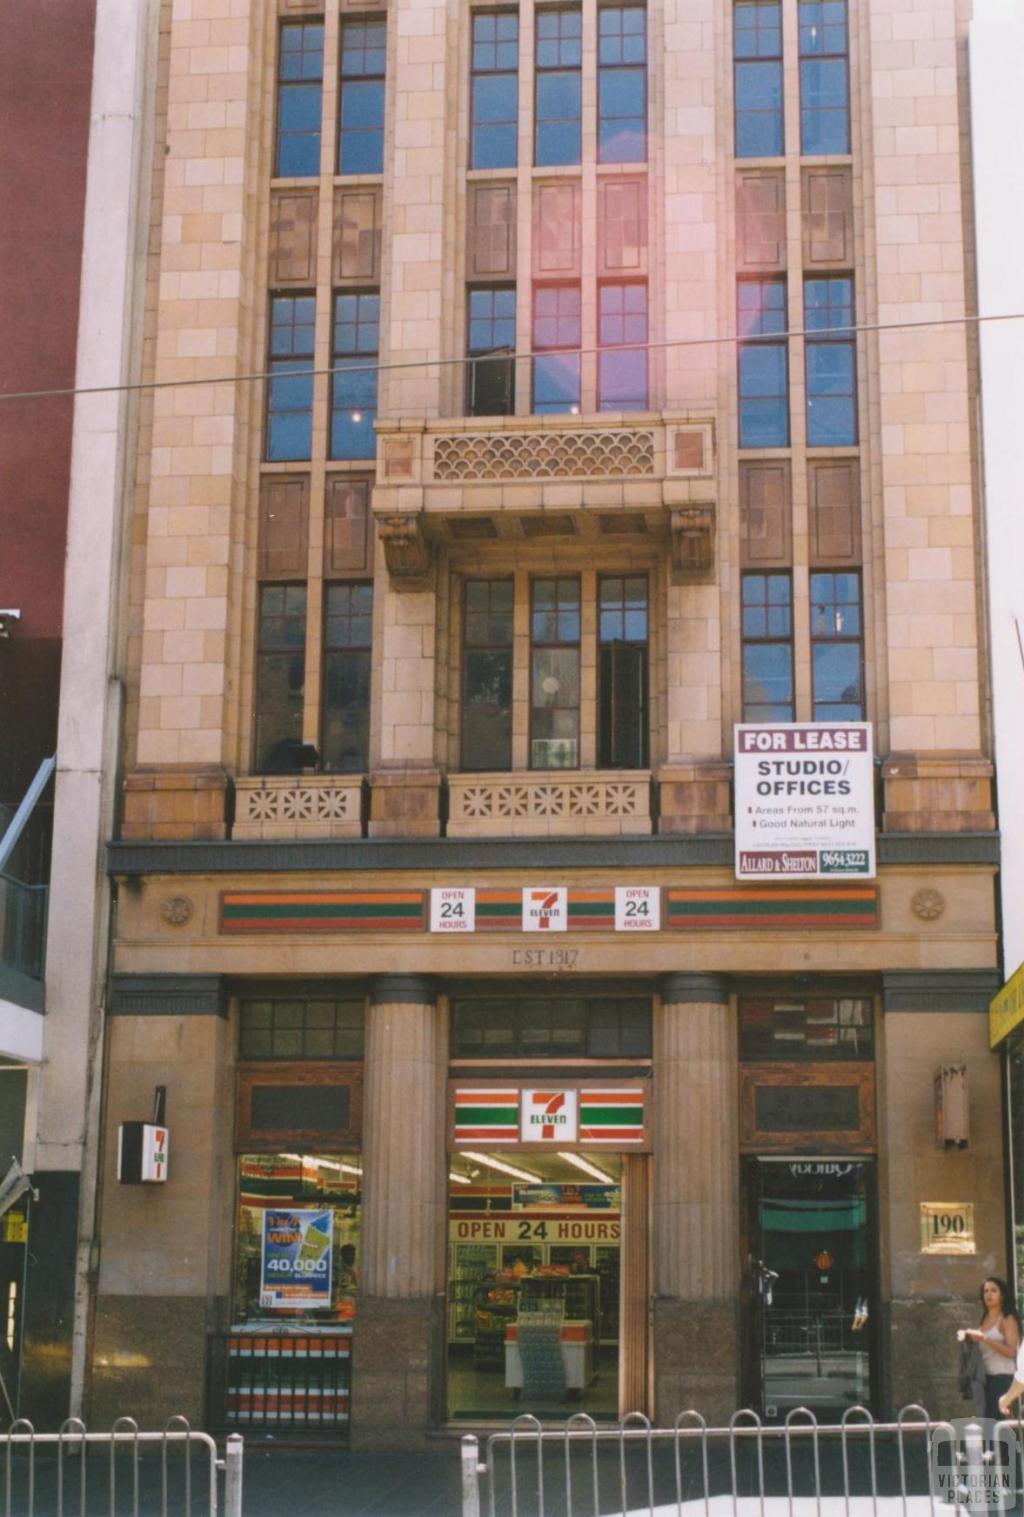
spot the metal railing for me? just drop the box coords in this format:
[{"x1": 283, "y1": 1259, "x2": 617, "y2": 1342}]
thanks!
[
  {"x1": 0, "y1": 873, "x2": 47, "y2": 979},
  {"x1": 206, "y1": 1329, "x2": 351, "y2": 1433},
  {"x1": 461, "y1": 1405, "x2": 1024, "y2": 1517},
  {"x1": 1, "y1": 1418, "x2": 242, "y2": 1517}
]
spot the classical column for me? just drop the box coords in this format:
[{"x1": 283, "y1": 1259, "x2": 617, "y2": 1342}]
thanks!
[
  {"x1": 653, "y1": 973, "x2": 739, "y2": 1422},
  {"x1": 353, "y1": 975, "x2": 445, "y2": 1447}
]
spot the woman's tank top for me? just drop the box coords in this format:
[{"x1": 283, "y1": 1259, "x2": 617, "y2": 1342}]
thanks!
[{"x1": 980, "y1": 1317, "x2": 1010, "y2": 1376}]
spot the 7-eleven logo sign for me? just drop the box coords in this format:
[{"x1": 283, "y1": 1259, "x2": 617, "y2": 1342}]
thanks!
[
  {"x1": 521, "y1": 1089, "x2": 578, "y2": 1142},
  {"x1": 522, "y1": 887, "x2": 567, "y2": 932}
]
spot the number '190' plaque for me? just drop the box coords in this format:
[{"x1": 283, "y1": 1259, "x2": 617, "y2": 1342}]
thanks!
[{"x1": 920, "y1": 1202, "x2": 975, "y2": 1254}]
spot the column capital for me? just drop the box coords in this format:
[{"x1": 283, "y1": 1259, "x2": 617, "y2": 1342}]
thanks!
[
  {"x1": 369, "y1": 974, "x2": 438, "y2": 1007},
  {"x1": 659, "y1": 972, "x2": 731, "y2": 1006}
]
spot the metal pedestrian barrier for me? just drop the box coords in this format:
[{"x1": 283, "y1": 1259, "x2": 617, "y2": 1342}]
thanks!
[
  {"x1": 1, "y1": 1417, "x2": 243, "y2": 1517},
  {"x1": 461, "y1": 1405, "x2": 1024, "y2": 1517}
]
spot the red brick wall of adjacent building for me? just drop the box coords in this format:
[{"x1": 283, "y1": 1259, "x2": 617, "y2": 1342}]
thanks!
[{"x1": 0, "y1": 0, "x2": 96, "y2": 803}]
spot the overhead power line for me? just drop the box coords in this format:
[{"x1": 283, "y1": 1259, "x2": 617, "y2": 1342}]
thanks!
[{"x1": 0, "y1": 308, "x2": 1020, "y2": 405}]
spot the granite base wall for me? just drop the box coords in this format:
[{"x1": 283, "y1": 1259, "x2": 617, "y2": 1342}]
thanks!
[
  {"x1": 349, "y1": 1294, "x2": 444, "y2": 1449},
  {"x1": 653, "y1": 1297, "x2": 739, "y2": 1425}
]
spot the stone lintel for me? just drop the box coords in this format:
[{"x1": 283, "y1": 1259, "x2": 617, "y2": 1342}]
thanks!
[
  {"x1": 659, "y1": 972, "x2": 731, "y2": 1005},
  {"x1": 108, "y1": 974, "x2": 226, "y2": 1018},
  {"x1": 881, "y1": 969, "x2": 1001, "y2": 1014}
]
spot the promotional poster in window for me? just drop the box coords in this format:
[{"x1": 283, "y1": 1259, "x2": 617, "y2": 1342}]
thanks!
[{"x1": 260, "y1": 1208, "x2": 333, "y2": 1310}]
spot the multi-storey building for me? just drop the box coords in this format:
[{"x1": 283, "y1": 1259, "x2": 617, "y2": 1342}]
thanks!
[{"x1": 95, "y1": 0, "x2": 1002, "y2": 1447}]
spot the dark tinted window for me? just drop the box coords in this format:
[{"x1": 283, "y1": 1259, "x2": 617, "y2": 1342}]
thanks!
[
  {"x1": 255, "y1": 584, "x2": 307, "y2": 772},
  {"x1": 240, "y1": 997, "x2": 365, "y2": 1060},
  {"x1": 462, "y1": 578, "x2": 514, "y2": 770},
  {"x1": 322, "y1": 582, "x2": 372, "y2": 772},
  {"x1": 467, "y1": 287, "x2": 516, "y2": 415},
  {"x1": 451, "y1": 996, "x2": 652, "y2": 1059}
]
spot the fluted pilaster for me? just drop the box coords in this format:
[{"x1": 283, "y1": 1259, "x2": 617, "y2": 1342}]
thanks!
[
  {"x1": 653, "y1": 973, "x2": 739, "y2": 1420},
  {"x1": 360, "y1": 976, "x2": 444, "y2": 1297}
]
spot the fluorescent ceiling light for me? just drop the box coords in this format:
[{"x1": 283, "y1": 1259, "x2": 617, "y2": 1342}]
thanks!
[
  {"x1": 279, "y1": 1153, "x2": 362, "y2": 1177},
  {"x1": 557, "y1": 1151, "x2": 614, "y2": 1184},
  {"x1": 448, "y1": 1171, "x2": 472, "y2": 1186},
  {"x1": 460, "y1": 1150, "x2": 542, "y2": 1184}
]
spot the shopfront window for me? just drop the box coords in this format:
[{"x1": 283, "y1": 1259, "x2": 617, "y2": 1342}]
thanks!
[{"x1": 210, "y1": 995, "x2": 365, "y2": 1434}]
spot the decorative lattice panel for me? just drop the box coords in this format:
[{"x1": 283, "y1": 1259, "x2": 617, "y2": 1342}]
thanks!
[
  {"x1": 233, "y1": 778, "x2": 362, "y2": 838},
  {"x1": 431, "y1": 429, "x2": 656, "y2": 481},
  {"x1": 447, "y1": 774, "x2": 651, "y2": 837}
]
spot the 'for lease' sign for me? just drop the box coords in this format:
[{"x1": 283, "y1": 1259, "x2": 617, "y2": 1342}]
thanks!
[{"x1": 734, "y1": 722, "x2": 876, "y2": 881}]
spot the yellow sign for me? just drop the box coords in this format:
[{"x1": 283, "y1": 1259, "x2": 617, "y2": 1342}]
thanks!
[
  {"x1": 920, "y1": 1202, "x2": 975, "y2": 1255},
  {"x1": 990, "y1": 959, "x2": 1024, "y2": 1048},
  {"x1": 2, "y1": 1213, "x2": 27, "y2": 1244}
]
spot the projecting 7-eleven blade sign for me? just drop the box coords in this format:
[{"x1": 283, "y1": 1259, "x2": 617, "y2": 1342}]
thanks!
[{"x1": 521, "y1": 1089, "x2": 578, "y2": 1142}]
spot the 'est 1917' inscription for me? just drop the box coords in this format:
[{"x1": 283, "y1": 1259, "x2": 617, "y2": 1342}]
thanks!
[{"x1": 511, "y1": 948, "x2": 580, "y2": 969}]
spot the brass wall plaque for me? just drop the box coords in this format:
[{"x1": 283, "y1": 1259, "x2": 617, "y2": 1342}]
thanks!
[{"x1": 920, "y1": 1202, "x2": 975, "y2": 1254}]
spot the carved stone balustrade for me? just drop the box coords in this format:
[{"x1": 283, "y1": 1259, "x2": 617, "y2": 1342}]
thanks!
[
  {"x1": 446, "y1": 771, "x2": 652, "y2": 839},
  {"x1": 373, "y1": 413, "x2": 717, "y2": 587},
  {"x1": 232, "y1": 775, "x2": 364, "y2": 839}
]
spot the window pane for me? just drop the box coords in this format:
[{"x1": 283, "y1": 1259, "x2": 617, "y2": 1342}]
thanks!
[
  {"x1": 472, "y1": 75, "x2": 518, "y2": 168},
  {"x1": 339, "y1": 80, "x2": 385, "y2": 174},
  {"x1": 743, "y1": 643, "x2": 794, "y2": 720},
  {"x1": 800, "y1": 59, "x2": 849, "y2": 153},
  {"x1": 734, "y1": 1, "x2": 781, "y2": 58},
  {"x1": 812, "y1": 643, "x2": 862, "y2": 718},
  {"x1": 535, "y1": 71, "x2": 582, "y2": 165},
  {"x1": 735, "y1": 60, "x2": 783, "y2": 156},
  {"x1": 739, "y1": 345, "x2": 789, "y2": 447},
  {"x1": 276, "y1": 24, "x2": 323, "y2": 177},
  {"x1": 533, "y1": 352, "x2": 580, "y2": 414},
  {"x1": 322, "y1": 648, "x2": 371, "y2": 771},
  {"x1": 599, "y1": 347, "x2": 647, "y2": 410}
]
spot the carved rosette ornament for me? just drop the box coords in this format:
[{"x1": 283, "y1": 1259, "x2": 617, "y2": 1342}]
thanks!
[
  {"x1": 162, "y1": 895, "x2": 194, "y2": 927},
  {"x1": 910, "y1": 888, "x2": 945, "y2": 922}
]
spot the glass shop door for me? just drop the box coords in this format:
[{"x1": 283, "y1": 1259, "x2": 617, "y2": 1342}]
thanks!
[{"x1": 744, "y1": 1158, "x2": 877, "y2": 1421}]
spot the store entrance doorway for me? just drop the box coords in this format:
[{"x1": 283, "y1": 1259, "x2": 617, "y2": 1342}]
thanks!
[
  {"x1": 447, "y1": 1150, "x2": 640, "y2": 1421},
  {"x1": 743, "y1": 1158, "x2": 877, "y2": 1421},
  {"x1": 0, "y1": 1196, "x2": 28, "y2": 1421}
]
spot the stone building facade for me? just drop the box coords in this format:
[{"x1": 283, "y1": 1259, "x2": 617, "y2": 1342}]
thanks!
[{"x1": 95, "y1": 0, "x2": 1002, "y2": 1446}]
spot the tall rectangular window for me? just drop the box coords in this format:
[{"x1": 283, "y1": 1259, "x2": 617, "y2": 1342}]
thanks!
[
  {"x1": 598, "y1": 6, "x2": 646, "y2": 163},
  {"x1": 255, "y1": 584, "x2": 307, "y2": 773},
  {"x1": 598, "y1": 575, "x2": 648, "y2": 768},
  {"x1": 738, "y1": 278, "x2": 788, "y2": 447},
  {"x1": 598, "y1": 282, "x2": 648, "y2": 411},
  {"x1": 275, "y1": 22, "x2": 324, "y2": 178},
  {"x1": 331, "y1": 291, "x2": 379, "y2": 460},
  {"x1": 266, "y1": 295, "x2": 315, "y2": 461},
  {"x1": 466, "y1": 287, "x2": 516, "y2": 415},
  {"x1": 810, "y1": 571, "x2": 863, "y2": 719},
  {"x1": 462, "y1": 579, "x2": 514, "y2": 771},
  {"x1": 322, "y1": 582, "x2": 373, "y2": 772},
  {"x1": 532, "y1": 285, "x2": 581, "y2": 414},
  {"x1": 734, "y1": 2, "x2": 783, "y2": 157},
  {"x1": 805, "y1": 276, "x2": 856, "y2": 445},
  {"x1": 535, "y1": 8, "x2": 582, "y2": 166},
  {"x1": 338, "y1": 19, "x2": 386, "y2": 174},
  {"x1": 531, "y1": 577, "x2": 581, "y2": 769},
  {"x1": 799, "y1": 0, "x2": 850, "y2": 154},
  {"x1": 471, "y1": 12, "x2": 519, "y2": 169},
  {"x1": 741, "y1": 572, "x2": 794, "y2": 721}
]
